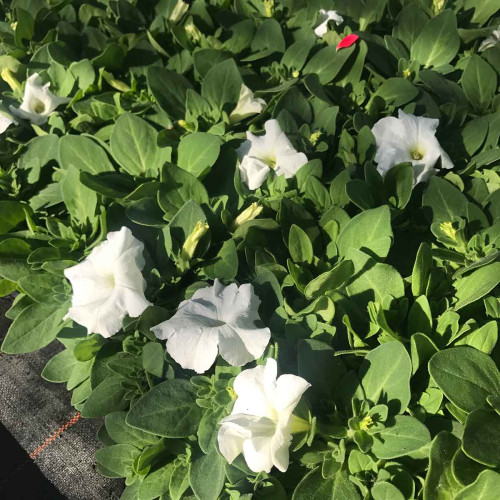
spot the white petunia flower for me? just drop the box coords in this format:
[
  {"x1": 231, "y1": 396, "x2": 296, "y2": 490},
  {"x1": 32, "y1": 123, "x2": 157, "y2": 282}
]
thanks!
[
  {"x1": 151, "y1": 279, "x2": 271, "y2": 374},
  {"x1": 371, "y1": 109, "x2": 453, "y2": 184},
  {"x1": 0, "y1": 112, "x2": 17, "y2": 134},
  {"x1": 237, "y1": 119, "x2": 308, "y2": 190},
  {"x1": 479, "y1": 27, "x2": 500, "y2": 52},
  {"x1": 230, "y1": 84, "x2": 266, "y2": 123},
  {"x1": 10, "y1": 73, "x2": 70, "y2": 125},
  {"x1": 64, "y1": 227, "x2": 152, "y2": 338},
  {"x1": 315, "y1": 9, "x2": 344, "y2": 38},
  {"x1": 217, "y1": 358, "x2": 311, "y2": 473}
]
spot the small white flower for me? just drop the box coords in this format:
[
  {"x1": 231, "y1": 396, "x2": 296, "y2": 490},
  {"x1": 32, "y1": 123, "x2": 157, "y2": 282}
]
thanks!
[
  {"x1": 151, "y1": 279, "x2": 271, "y2": 374},
  {"x1": 371, "y1": 109, "x2": 453, "y2": 184},
  {"x1": 64, "y1": 227, "x2": 152, "y2": 338},
  {"x1": 315, "y1": 9, "x2": 344, "y2": 38},
  {"x1": 230, "y1": 84, "x2": 266, "y2": 123},
  {"x1": 479, "y1": 27, "x2": 500, "y2": 52},
  {"x1": 10, "y1": 73, "x2": 70, "y2": 125},
  {"x1": 217, "y1": 358, "x2": 310, "y2": 473},
  {"x1": 0, "y1": 112, "x2": 17, "y2": 134},
  {"x1": 237, "y1": 119, "x2": 308, "y2": 190}
]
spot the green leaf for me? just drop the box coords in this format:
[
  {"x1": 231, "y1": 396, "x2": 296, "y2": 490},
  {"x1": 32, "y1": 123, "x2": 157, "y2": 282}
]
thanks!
[
  {"x1": 95, "y1": 444, "x2": 139, "y2": 478},
  {"x1": 429, "y1": 347, "x2": 500, "y2": 413},
  {"x1": 462, "y1": 55, "x2": 497, "y2": 111},
  {"x1": 463, "y1": 0, "x2": 500, "y2": 25},
  {"x1": 59, "y1": 135, "x2": 114, "y2": 174},
  {"x1": 189, "y1": 446, "x2": 226, "y2": 500},
  {"x1": 384, "y1": 163, "x2": 413, "y2": 210},
  {"x1": 81, "y1": 376, "x2": 129, "y2": 418},
  {"x1": 142, "y1": 342, "x2": 165, "y2": 378},
  {"x1": 304, "y1": 260, "x2": 354, "y2": 300},
  {"x1": 424, "y1": 432, "x2": 462, "y2": 499},
  {"x1": 177, "y1": 133, "x2": 221, "y2": 178},
  {"x1": 18, "y1": 272, "x2": 64, "y2": 304},
  {"x1": 463, "y1": 409, "x2": 500, "y2": 467},
  {"x1": 337, "y1": 206, "x2": 393, "y2": 260},
  {"x1": 298, "y1": 339, "x2": 346, "y2": 403},
  {"x1": 411, "y1": 10, "x2": 460, "y2": 68},
  {"x1": 371, "y1": 482, "x2": 405, "y2": 500},
  {"x1": 203, "y1": 239, "x2": 238, "y2": 281},
  {"x1": 201, "y1": 59, "x2": 242, "y2": 114},
  {"x1": 105, "y1": 411, "x2": 159, "y2": 447},
  {"x1": 304, "y1": 45, "x2": 356, "y2": 84},
  {"x1": 454, "y1": 471, "x2": 500, "y2": 499},
  {"x1": 0, "y1": 201, "x2": 27, "y2": 234},
  {"x1": 360, "y1": 342, "x2": 412, "y2": 414},
  {"x1": 372, "y1": 415, "x2": 431, "y2": 459},
  {"x1": 251, "y1": 18, "x2": 285, "y2": 54},
  {"x1": 147, "y1": 66, "x2": 192, "y2": 120},
  {"x1": 41, "y1": 348, "x2": 78, "y2": 383},
  {"x1": 111, "y1": 113, "x2": 169, "y2": 177},
  {"x1": 158, "y1": 164, "x2": 209, "y2": 220},
  {"x1": 1, "y1": 301, "x2": 68, "y2": 354},
  {"x1": 126, "y1": 379, "x2": 202, "y2": 438},
  {"x1": 375, "y1": 78, "x2": 419, "y2": 107},
  {"x1": 289, "y1": 224, "x2": 314, "y2": 264},
  {"x1": 411, "y1": 243, "x2": 433, "y2": 297},
  {"x1": 139, "y1": 463, "x2": 175, "y2": 500},
  {"x1": 62, "y1": 165, "x2": 97, "y2": 224},
  {"x1": 454, "y1": 262, "x2": 500, "y2": 310},
  {"x1": 422, "y1": 176, "x2": 468, "y2": 224},
  {"x1": 346, "y1": 249, "x2": 405, "y2": 307},
  {"x1": 292, "y1": 467, "x2": 361, "y2": 500}
]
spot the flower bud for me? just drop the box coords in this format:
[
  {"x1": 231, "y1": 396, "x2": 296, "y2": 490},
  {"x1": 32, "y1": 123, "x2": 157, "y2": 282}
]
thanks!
[
  {"x1": 1, "y1": 69, "x2": 22, "y2": 97},
  {"x1": 232, "y1": 203, "x2": 263, "y2": 229},
  {"x1": 169, "y1": 0, "x2": 189, "y2": 22},
  {"x1": 181, "y1": 220, "x2": 209, "y2": 262}
]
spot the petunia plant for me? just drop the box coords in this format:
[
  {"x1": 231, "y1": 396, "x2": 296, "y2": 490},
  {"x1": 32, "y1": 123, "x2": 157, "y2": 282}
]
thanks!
[{"x1": 0, "y1": 0, "x2": 499, "y2": 499}]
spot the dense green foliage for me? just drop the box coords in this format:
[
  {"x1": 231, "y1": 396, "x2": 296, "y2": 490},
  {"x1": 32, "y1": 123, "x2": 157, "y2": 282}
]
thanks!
[{"x1": 0, "y1": 0, "x2": 499, "y2": 498}]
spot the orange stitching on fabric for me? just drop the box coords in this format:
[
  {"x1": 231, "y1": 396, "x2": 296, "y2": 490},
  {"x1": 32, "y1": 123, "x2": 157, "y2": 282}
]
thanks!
[{"x1": 29, "y1": 412, "x2": 81, "y2": 460}]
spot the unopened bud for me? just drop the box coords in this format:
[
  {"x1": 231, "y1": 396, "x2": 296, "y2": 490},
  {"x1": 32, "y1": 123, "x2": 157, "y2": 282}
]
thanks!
[
  {"x1": 169, "y1": 0, "x2": 189, "y2": 22},
  {"x1": 181, "y1": 220, "x2": 209, "y2": 261},
  {"x1": 1, "y1": 69, "x2": 22, "y2": 97},
  {"x1": 232, "y1": 203, "x2": 263, "y2": 229}
]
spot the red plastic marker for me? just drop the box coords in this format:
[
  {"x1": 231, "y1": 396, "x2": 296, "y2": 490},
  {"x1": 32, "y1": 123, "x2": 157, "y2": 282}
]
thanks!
[{"x1": 336, "y1": 34, "x2": 359, "y2": 51}]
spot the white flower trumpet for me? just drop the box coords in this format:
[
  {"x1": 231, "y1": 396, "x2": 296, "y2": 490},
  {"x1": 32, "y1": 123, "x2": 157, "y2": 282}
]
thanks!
[
  {"x1": 151, "y1": 279, "x2": 270, "y2": 374},
  {"x1": 371, "y1": 109, "x2": 453, "y2": 184},
  {"x1": 237, "y1": 119, "x2": 308, "y2": 190},
  {"x1": 64, "y1": 227, "x2": 152, "y2": 338},
  {"x1": 218, "y1": 358, "x2": 311, "y2": 473},
  {"x1": 11, "y1": 73, "x2": 70, "y2": 125}
]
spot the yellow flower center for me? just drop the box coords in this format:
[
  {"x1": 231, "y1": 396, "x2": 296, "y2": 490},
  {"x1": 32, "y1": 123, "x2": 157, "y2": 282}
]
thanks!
[
  {"x1": 440, "y1": 221, "x2": 457, "y2": 240},
  {"x1": 31, "y1": 98, "x2": 46, "y2": 114},
  {"x1": 403, "y1": 68, "x2": 412, "y2": 79},
  {"x1": 410, "y1": 149, "x2": 424, "y2": 161},
  {"x1": 360, "y1": 415, "x2": 373, "y2": 431}
]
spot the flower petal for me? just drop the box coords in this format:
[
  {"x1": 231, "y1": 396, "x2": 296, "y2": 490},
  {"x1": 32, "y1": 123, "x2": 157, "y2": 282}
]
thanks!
[
  {"x1": 239, "y1": 155, "x2": 270, "y2": 190},
  {"x1": 274, "y1": 374, "x2": 311, "y2": 415},
  {"x1": 337, "y1": 34, "x2": 359, "y2": 51},
  {"x1": 242, "y1": 436, "x2": 274, "y2": 473}
]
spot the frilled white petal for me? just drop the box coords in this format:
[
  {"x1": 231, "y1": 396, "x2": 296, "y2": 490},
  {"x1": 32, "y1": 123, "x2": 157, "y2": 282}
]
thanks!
[
  {"x1": 232, "y1": 360, "x2": 277, "y2": 419},
  {"x1": 0, "y1": 113, "x2": 17, "y2": 134},
  {"x1": 275, "y1": 150, "x2": 308, "y2": 179},
  {"x1": 11, "y1": 73, "x2": 70, "y2": 125},
  {"x1": 314, "y1": 9, "x2": 344, "y2": 37},
  {"x1": 64, "y1": 227, "x2": 151, "y2": 337},
  {"x1": 217, "y1": 420, "x2": 250, "y2": 464},
  {"x1": 151, "y1": 280, "x2": 270, "y2": 373},
  {"x1": 271, "y1": 426, "x2": 292, "y2": 472},
  {"x1": 274, "y1": 374, "x2": 312, "y2": 416},
  {"x1": 160, "y1": 323, "x2": 220, "y2": 374},
  {"x1": 243, "y1": 435, "x2": 275, "y2": 473},
  {"x1": 238, "y1": 156, "x2": 271, "y2": 190},
  {"x1": 237, "y1": 119, "x2": 308, "y2": 190},
  {"x1": 230, "y1": 85, "x2": 266, "y2": 123},
  {"x1": 217, "y1": 358, "x2": 310, "y2": 473},
  {"x1": 372, "y1": 109, "x2": 453, "y2": 184},
  {"x1": 479, "y1": 29, "x2": 500, "y2": 52},
  {"x1": 218, "y1": 323, "x2": 271, "y2": 367}
]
